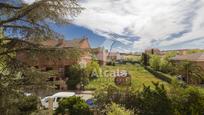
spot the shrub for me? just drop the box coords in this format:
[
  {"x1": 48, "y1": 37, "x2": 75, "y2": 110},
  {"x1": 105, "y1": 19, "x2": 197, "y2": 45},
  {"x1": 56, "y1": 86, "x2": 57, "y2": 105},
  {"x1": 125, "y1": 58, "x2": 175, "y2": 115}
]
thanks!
[
  {"x1": 95, "y1": 82, "x2": 204, "y2": 115},
  {"x1": 18, "y1": 95, "x2": 38, "y2": 115},
  {"x1": 141, "y1": 53, "x2": 150, "y2": 66},
  {"x1": 65, "y1": 64, "x2": 89, "y2": 90},
  {"x1": 159, "y1": 59, "x2": 174, "y2": 74},
  {"x1": 149, "y1": 55, "x2": 161, "y2": 71},
  {"x1": 170, "y1": 83, "x2": 204, "y2": 115},
  {"x1": 144, "y1": 66, "x2": 172, "y2": 83},
  {"x1": 55, "y1": 96, "x2": 92, "y2": 115},
  {"x1": 106, "y1": 103, "x2": 133, "y2": 115},
  {"x1": 123, "y1": 82, "x2": 173, "y2": 115},
  {"x1": 86, "y1": 61, "x2": 101, "y2": 79},
  {"x1": 94, "y1": 84, "x2": 122, "y2": 114}
]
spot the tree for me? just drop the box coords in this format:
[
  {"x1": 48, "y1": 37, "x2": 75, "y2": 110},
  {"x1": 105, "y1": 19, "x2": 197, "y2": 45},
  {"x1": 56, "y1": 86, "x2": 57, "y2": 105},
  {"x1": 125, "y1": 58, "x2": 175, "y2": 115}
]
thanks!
[
  {"x1": 86, "y1": 61, "x2": 101, "y2": 79},
  {"x1": 159, "y1": 52, "x2": 177, "y2": 74},
  {"x1": 55, "y1": 96, "x2": 92, "y2": 115},
  {"x1": 159, "y1": 58, "x2": 175, "y2": 74},
  {"x1": 65, "y1": 64, "x2": 89, "y2": 90},
  {"x1": 0, "y1": 0, "x2": 82, "y2": 114},
  {"x1": 141, "y1": 53, "x2": 150, "y2": 66},
  {"x1": 149, "y1": 55, "x2": 161, "y2": 71}
]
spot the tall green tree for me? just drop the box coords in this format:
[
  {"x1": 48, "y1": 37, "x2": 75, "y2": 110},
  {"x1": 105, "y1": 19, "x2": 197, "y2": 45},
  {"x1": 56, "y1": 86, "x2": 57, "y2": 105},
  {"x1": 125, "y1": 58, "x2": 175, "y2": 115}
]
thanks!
[
  {"x1": 65, "y1": 64, "x2": 89, "y2": 90},
  {"x1": 0, "y1": 0, "x2": 82, "y2": 114}
]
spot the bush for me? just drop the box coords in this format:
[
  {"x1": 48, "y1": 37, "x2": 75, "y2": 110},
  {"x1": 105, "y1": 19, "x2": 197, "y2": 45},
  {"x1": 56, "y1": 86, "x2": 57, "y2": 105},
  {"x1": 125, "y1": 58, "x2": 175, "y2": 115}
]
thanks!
[
  {"x1": 95, "y1": 82, "x2": 204, "y2": 115},
  {"x1": 141, "y1": 53, "x2": 150, "y2": 66},
  {"x1": 106, "y1": 103, "x2": 133, "y2": 115},
  {"x1": 86, "y1": 61, "x2": 101, "y2": 79},
  {"x1": 65, "y1": 64, "x2": 89, "y2": 90},
  {"x1": 159, "y1": 59, "x2": 174, "y2": 74},
  {"x1": 149, "y1": 55, "x2": 161, "y2": 71},
  {"x1": 18, "y1": 95, "x2": 38, "y2": 115},
  {"x1": 123, "y1": 83, "x2": 173, "y2": 115},
  {"x1": 170, "y1": 83, "x2": 204, "y2": 115},
  {"x1": 107, "y1": 61, "x2": 116, "y2": 66},
  {"x1": 144, "y1": 66, "x2": 172, "y2": 83},
  {"x1": 55, "y1": 96, "x2": 92, "y2": 115}
]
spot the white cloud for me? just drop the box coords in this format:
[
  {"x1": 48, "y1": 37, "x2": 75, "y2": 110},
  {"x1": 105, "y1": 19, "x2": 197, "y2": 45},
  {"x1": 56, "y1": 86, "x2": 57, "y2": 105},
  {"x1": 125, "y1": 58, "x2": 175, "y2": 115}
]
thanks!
[
  {"x1": 73, "y1": 0, "x2": 204, "y2": 51},
  {"x1": 22, "y1": 0, "x2": 35, "y2": 4}
]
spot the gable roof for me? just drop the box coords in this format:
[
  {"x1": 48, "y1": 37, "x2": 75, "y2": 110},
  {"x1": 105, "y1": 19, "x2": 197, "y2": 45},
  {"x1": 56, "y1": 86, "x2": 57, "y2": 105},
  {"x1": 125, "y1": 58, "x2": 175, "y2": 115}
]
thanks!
[
  {"x1": 171, "y1": 52, "x2": 204, "y2": 62},
  {"x1": 41, "y1": 37, "x2": 90, "y2": 49}
]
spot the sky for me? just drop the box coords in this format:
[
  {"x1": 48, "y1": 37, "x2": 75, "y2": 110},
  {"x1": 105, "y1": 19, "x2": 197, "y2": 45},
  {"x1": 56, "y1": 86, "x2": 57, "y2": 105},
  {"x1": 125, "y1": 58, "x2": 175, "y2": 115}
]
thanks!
[{"x1": 24, "y1": 0, "x2": 204, "y2": 52}]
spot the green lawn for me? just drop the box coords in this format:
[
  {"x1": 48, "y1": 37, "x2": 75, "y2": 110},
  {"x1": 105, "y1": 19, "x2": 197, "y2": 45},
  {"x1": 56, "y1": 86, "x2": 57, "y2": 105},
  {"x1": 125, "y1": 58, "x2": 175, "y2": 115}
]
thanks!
[{"x1": 85, "y1": 64, "x2": 169, "y2": 90}]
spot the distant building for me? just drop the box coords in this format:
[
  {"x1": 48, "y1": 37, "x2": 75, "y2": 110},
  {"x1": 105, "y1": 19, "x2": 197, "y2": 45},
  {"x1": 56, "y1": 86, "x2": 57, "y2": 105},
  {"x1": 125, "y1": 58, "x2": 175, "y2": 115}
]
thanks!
[
  {"x1": 91, "y1": 47, "x2": 108, "y2": 66},
  {"x1": 145, "y1": 48, "x2": 161, "y2": 55},
  {"x1": 107, "y1": 52, "x2": 122, "y2": 62},
  {"x1": 16, "y1": 37, "x2": 92, "y2": 91}
]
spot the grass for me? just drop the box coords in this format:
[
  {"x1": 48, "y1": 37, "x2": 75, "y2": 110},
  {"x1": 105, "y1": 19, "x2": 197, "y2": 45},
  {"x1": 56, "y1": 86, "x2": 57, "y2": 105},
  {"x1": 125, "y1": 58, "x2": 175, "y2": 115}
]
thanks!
[{"x1": 85, "y1": 64, "x2": 170, "y2": 90}]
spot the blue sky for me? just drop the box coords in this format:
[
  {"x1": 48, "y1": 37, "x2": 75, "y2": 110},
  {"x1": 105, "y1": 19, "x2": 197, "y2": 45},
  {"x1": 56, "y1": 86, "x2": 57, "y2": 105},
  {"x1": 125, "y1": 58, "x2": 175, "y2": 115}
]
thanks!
[
  {"x1": 50, "y1": 23, "x2": 105, "y2": 48},
  {"x1": 24, "y1": 0, "x2": 204, "y2": 52}
]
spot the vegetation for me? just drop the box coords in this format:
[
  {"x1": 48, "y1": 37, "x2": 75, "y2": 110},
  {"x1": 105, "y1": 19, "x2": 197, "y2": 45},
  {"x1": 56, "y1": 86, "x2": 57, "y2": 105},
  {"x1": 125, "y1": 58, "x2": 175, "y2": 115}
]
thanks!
[
  {"x1": 86, "y1": 64, "x2": 169, "y2": 90},
  {"x1": 94, "y1": 81, "x2": 204, "y2": 115},
  {"x1": 55, "y1": 96, "x2": 92, "y2": 115},
  {"x1": 170, "y1": 80, "x2": 204, "y2": 115},
  {"x1": 0, "y1": 0, "x2": 82, "y2": 114},
  {"x1": 186, "y1": 49, "x2": 204, "y2": 54},
  {"x1": 144, "y1": 66, "x2": 172, "y2": 83},
  {"x1": 0, "y1": 94, "x2": 39, "y2": 115},
  {"x1": 18, "y1": 95, "x2": 38, "y2": 115},
  {"x1": 149, "y1": 55, "x2": 160, "y2": 71},
  {"x1": 65, "y1": 64, "x2": 89, "y2": 90},
  {"x1": 86, "y1": 61, "x2": 102, "y2": 79},
  {"x1": 106, "y1": 103, "x2": 134, "y2": 115},
  {"x1": 65, "y1": 61, "x2": 101, "y2": 90},
  {"x1": 147, "y1": 52, "x2": 176, "y2": 74},
  {"x1": 143, "y1": 51, "x2": 204, "y2": 85},
  {"x1": 176, "y1": 61, "x2": 204, "y2": 84},
  {"x1": 141, "y1": 53, "x2": 150, "y2": 66}
]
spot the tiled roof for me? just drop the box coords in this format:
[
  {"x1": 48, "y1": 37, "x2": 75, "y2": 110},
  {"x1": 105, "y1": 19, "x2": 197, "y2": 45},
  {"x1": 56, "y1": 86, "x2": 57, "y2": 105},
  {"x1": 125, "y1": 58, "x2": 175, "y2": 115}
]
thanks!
[
  {"x1": 171, "y1": 52, "x2": 204, "y2": 61},
  {"x1": 41, "y1": 38, "x2": 88, "y2": 48}
]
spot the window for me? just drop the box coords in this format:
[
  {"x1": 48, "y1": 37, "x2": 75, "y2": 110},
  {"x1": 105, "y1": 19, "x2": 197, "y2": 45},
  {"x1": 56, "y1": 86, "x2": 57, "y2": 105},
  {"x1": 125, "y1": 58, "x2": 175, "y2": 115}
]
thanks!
[
  {"x1": 48, "y1": 77, "x2": 54, "y2": 81},
  {"x1": 64, "y1": 65, "x2": 70, "y2": 77},
  {"x1": 46, "y1": 67, "x2": 53, "y2": 71}
]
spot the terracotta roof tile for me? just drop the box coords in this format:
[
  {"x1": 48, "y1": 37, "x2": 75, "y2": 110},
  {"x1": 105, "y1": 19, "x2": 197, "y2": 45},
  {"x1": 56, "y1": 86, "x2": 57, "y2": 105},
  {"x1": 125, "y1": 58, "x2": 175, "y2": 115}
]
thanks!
[
  {"x1": 171, "y1": 52, "x2": 204, "y2": 61},
  {"x1": 41, "y1": 38, "x2": 88, "y2": 48}
]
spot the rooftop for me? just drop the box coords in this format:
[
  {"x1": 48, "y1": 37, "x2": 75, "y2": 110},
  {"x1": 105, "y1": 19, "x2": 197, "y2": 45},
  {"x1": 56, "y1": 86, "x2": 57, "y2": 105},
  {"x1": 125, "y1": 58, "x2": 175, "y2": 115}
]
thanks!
[
  {"x1": 41, "y1": 37, "x2": 89, "y2": 48},
  {"x1": 171, "y1": 52, "x2": 204, "y2": 62}
]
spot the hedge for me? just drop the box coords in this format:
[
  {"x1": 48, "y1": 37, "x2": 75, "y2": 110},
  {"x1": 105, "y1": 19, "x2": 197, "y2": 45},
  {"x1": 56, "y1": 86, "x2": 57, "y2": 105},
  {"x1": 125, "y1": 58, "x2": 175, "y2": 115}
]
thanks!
[{"x1": 144, "y1": 66, "x2": 172, "y2": 83}]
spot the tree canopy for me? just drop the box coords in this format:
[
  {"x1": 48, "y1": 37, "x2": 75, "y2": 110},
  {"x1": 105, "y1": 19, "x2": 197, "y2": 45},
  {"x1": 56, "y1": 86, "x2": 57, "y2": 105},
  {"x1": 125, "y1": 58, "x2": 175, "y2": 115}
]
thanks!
[{"x1": 0, "y1": 0, "x2": 82, "y2": 114}]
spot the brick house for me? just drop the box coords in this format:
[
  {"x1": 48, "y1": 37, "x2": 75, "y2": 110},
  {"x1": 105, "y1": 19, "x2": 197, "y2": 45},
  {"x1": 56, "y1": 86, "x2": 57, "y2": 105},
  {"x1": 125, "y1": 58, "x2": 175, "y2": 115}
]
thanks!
[{"x1": 16, "y1": 37, "x2": 92, "y2": 91}]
